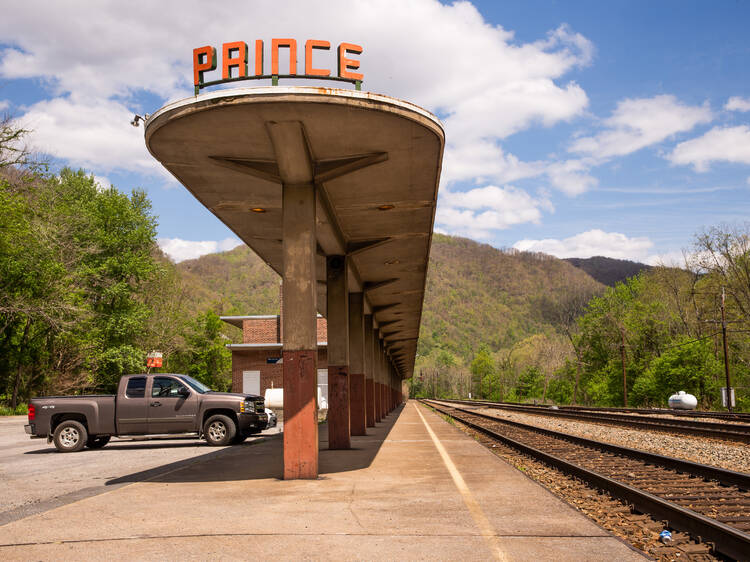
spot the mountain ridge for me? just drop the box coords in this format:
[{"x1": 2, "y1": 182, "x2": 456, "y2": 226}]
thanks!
[{"x1": 175, "y1": 233, "x2": 608, "y2": 363}]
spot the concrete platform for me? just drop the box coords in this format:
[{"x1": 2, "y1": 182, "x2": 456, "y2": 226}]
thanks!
[{"x1": 0, "y1": 401, "x2": 644, "y2": 561}]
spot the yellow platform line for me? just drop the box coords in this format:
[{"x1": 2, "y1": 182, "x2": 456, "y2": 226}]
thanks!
[{"x1": 415, "y1": 403, "x2": 508, "y2": 561}]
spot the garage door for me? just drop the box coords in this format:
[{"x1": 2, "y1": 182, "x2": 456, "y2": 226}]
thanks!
[{"x1": 242, "y1": 370, "x2": 260, "y2": 395}]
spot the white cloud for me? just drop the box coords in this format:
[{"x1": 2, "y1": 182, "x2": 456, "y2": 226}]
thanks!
[
  {"x1": 19, "y1": 97, "x2": 159, "y2": 174},
  {"x1": 645, "y1": 250, "x2": 685, "y2": 267},
  {"x1": 725, "y1": 96, "x2": 750, "y2": 112},
  {"x1": 158, "y1": 237, "x2": 243, "y2": 262},
  {"x1": 669, "y1": 125, "x2": 750, "y2": 172},
  {"x1": 513, "y1": 229, "x2": 653, "y2": 260},
  {"x1": 544, "y1": 158, "x2": 598, "y2": 195},
  {"x1": 93, "y1": 175, "x2": 112, "y2": 191},
  {"x1": 0, "y1": 1, "x2": 593, "y2": 190},
  {"x1": 571, "y1": 95, "x2": 712, "y2": 158},
  {"x1": 0, "y1": 100, "x2": 9, "y2": 111},
  {"x1": 441, "y1": 140, "x2": 542, "y2": 185},
  {"x1": 436, "y1": 184, "x2": 552, "y2": 238}
]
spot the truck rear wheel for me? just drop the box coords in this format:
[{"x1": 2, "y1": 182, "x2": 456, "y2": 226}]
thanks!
[
  {"x1": 53, "y1": 420, "x2": 88, "y2": 453},
  {"x1": 204, "y1": 415, "x2": 236, "y2": 446},
  {"x1": 86, "y1": 435, "x2": 111, "y2": 449}
]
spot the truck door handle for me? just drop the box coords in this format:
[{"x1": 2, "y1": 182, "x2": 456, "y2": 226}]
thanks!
[{"x1": 151, "y1": 402, "x2": 161, "y2": 407}]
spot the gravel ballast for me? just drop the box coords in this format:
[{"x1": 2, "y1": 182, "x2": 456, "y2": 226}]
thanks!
[{"x1": 474, "y1": 406, "x2": 750, "y2": 474}]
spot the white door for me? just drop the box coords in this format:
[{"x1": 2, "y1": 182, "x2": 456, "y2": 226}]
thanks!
[
  {"x1": 317, "y1": 369, "x2": 328, "y2": 409},
  {"x1": 242, "y1": 370, "x2": 261, "y2": 395}
]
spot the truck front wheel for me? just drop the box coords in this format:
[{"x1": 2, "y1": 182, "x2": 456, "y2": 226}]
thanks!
[
  {"x1": 53, "y1": 420, "x2": 88, "y2": 453},
  {"x1": 204, "y1": 415, "x2": 236, "y2": 446}
]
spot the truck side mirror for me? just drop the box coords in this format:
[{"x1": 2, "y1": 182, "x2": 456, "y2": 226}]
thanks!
[{"x1": 178, "y1": 387, "x2": 190, "y2": 398}]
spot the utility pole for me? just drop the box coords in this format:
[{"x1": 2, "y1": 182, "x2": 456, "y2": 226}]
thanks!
[
  {"x1": 620, "y1": 329, "x2": 628, "y2": 407},
  {"x1": 721, "y1": 287, "x2": 733, "y2": 413}
]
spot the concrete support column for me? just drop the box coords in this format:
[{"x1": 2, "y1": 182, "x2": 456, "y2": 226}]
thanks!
[
  {"x1": 373, "y1": 328, "x2": 382, "y2": 423},
  {"x1": 281, "y1": 182, "x2": 318, "y2": 480},
  {"x1": 364, "y1": 315, "x2": 375, "y2": 428},
  {"x1": 393, "y1": 371, "x2": 397, "y2": 409},
  {"x1": 389, "y1": 368, "x2": 394, "y2": 412},
  {"x1": 327, "y1": 255, "x2": 350, "y2": 450},
  {"x1": 348, "y1": 292, "x2": 366, "y2": 436},
  {"x1": 378, "y1": 340, "x2": 385, "y2": 418},
  {"x1": 381, "y1": 347, "x2": 388, "y2": 417}
]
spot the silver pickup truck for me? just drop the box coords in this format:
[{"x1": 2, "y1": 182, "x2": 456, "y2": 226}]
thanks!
[{"x1": 25, "y1": 373, "x2": 267, "y2": 452}]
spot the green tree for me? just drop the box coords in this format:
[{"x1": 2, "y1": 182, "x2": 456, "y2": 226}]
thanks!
[
  {"x1": 631, "y1": 338, "x2": 722, "y2": 407},
  {"x1": 516, "y1": 366, "x2": 544, "y2": 401},
  {"x1": 169, "y1": 311, "x2": 232, "y2": 391},
  {"x1": 470, "y1": 345, "x2": 496, "y2": 399}
]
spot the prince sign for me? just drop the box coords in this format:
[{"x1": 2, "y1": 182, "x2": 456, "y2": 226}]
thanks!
[{"x1": 193, "y1": 39, "x2": 364, "y2": 94}]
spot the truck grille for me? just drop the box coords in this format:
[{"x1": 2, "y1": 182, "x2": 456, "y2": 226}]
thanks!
[{"x1": 254, "y1": 400, "x2": 264, "y2": 413}]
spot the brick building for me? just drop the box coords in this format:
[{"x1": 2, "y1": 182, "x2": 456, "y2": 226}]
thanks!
[{"x1": 221, "y1": 311, "x2": 329, "y2": 408}]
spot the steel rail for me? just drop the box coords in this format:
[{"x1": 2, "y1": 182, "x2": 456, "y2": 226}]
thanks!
[
  {"x1": 455, "y1": 398, "x2": 750, "y2": 422},
  {"x1": 422, "y1": 399, "x2": 750, "y2": 561},
  {"x1": 442, "y1": 399, "x2": 750, "y2": 443}
]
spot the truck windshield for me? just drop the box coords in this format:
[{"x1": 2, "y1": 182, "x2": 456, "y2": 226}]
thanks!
[{"x1": 177, "y1": 375, "x2": 213, "y2": 394}]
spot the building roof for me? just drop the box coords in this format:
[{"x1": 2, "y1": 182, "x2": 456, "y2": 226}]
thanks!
[
  {"x1": 220, "y1": 315, "x2": 278, "y2": 329},
  {"x1": 145, "y1": 87, "x2": 444, "y2": 379},
  {"x1": 226, "y1": 342, "x2": 328, "y2": 350}
]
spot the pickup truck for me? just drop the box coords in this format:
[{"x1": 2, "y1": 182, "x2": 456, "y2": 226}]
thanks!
[{"x1": 25, "y1": 373, "x2": 268, "y2": 452}]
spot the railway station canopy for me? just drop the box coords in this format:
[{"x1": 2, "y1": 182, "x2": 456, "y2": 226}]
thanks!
[{"x1": 145, "y1": 87, "x2": 444, "y2": 380}]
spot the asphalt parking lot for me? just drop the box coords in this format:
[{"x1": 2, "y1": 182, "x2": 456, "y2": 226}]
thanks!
[{"x1": 0, "y1": 415, "x2": 281, "y2": 526}]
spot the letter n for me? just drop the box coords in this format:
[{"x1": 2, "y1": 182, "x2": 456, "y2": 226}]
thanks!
[{"x1": 271, "y1": 39, "x2": 297, "y2": 75}]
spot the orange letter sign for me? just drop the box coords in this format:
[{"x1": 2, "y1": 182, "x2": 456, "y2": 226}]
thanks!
[
  {"x1": 255, "y1": 39, "x2": 264, "y2": 76},
  {"x1": 338, "y1": 43, "x2": 363, "y2": 81},
  {"x1": 193, "y1": 46, "x2": 216, "y2": 86},
  {"x1": 305, "y1": 39, "x2": 331, "y2": 77},
  {"x1": 222, "y1": 41, "x2": 248, "y2": 79},
  {"x1": 271, "y1": 38, "x2": 297, "y2": 75}
]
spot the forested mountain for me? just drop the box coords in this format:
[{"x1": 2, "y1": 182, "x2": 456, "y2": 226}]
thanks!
[
  {"x1": 565, "y1": 256, "x2": 650, "y2": 286},
  {"x1": 176, "y1": 246, "x2": 279, "y2": 317},
  {"x1": 4, "y1": 118, "x2": 747, "y2": 412},
  {"x1": 419, "y1": 235, "x2": 604, "y2": 361},
  {"x1": 174, "y1": 234, "x2": 605, "y2": 363}
]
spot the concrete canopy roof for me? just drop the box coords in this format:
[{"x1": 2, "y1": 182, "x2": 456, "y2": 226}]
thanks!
[{"x1": 145, "y1": 87, "x2": 444, "y2": 380}]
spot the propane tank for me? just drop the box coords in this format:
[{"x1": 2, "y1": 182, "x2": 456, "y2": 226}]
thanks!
[
  {"x1": 264, "y1": 388, "x2": 283, "y2": 409},
  {"x1": 668, "y1": 390, "x2": 698, "y2": 410}
]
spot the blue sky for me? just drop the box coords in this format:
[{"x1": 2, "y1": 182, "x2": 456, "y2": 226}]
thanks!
[{"x1": 1, "y1": 1, "x2": 749, "y2": 263}]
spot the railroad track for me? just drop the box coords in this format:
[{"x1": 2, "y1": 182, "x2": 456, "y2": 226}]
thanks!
[
  {"x1": 439, "y1": 398, "x2": 750, "y2": 443},
  {"x1": 558, "y1": 404, "x2": 750, "y2": 423},
  {"x1": 453, "y1": 400, "x2": 750, "y2": 422},
  {"x1": 422, "y1": 399, "x2": 750, "y2": 561}
]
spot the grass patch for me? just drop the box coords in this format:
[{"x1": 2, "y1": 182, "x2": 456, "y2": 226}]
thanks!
[{"x1": 0, "y1": 403, "x2": 28, "y2": 416}]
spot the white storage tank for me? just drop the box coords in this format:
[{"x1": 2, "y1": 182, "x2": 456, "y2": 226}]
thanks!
[
  {"x1": 265, "y1": 388, "x2": 284, "y2": 410},
  {"x1": 264, "y1": 387, "x2": 329, "y2": 410},
  {"x1": 668, "y1": 390, "x2": 698, "y2": 410}
]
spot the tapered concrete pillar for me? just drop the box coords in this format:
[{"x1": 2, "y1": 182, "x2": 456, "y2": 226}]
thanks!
[
  {"x1": 378, "y1": 337, "x2": 385, "y2": 419},
  {"x1": 373, "y1": 328, "x2": 382, "y2": 423},
  {"x1": 348, "y1": 293, "x2": 366, "y2": 436},
  {"x1": 364, "y1": 316, "x2": 375, "y2": 428},
  {"x1": 381, "y1": 347, "x2": 388, "y2": 417},
  {"x1": 281, "y1": 181, "x2": 318, "y2": 480},
  {"x1": 327, "y1": 255, "x2": 350, "y2": 450}
]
